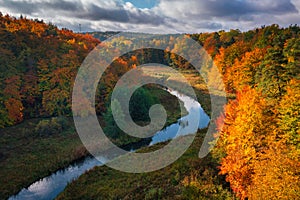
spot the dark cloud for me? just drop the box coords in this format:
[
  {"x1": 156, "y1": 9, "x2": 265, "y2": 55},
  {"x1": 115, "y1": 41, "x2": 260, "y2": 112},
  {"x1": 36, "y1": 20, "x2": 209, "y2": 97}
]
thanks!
[
  {"x1": 158, "y1": 0, "x2": 298, "y2": 20},
  {"x1": 0, "y1": 0, "x2": 37, "y2": 14},
  {"x1": 201, "y1": 0, "x2": 256, "y2": 18},
  {"x1": 127, "y1": 9, "x2": 166, "y2": 25},
  {"x1": 255, "y1": 0, "x2": 298, "y2": 14},
  {"x1": 199, "y1": 0, "x2": 298, "y2": 20},
  {"x1": 44, "y1": 0, "x2": 82, "y2": 11},
  {"x1": 74, "y1": 2, "x2": 166, "y2": 25},
  {"x1": 216, "y1": 0, "x2": 298, "y2": 17},
  {"x1": 0, "y1": 0, "x2": 82, "y2": 14},
  {"x1": 74, "y1": 3, "x2": 130, "y2": 22}
]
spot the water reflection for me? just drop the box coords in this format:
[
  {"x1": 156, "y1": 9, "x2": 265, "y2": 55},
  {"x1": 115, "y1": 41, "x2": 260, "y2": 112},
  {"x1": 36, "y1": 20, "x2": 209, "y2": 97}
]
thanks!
[
  {"x1": 150, "y1": 90, "x2": 210, "y2": 145},
  {"x1": 9, "y1": 158, "x2": 102, "y2": 200}
]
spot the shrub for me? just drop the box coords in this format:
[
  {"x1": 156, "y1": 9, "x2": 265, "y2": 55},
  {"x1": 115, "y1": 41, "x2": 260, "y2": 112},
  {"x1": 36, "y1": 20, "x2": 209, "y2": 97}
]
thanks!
[
  {"x1": 35, "y1": 117, "x2": 68, "y2": 136},
  {"x1": 145, "y1": 188, "x2": 163, "y2": 200}
]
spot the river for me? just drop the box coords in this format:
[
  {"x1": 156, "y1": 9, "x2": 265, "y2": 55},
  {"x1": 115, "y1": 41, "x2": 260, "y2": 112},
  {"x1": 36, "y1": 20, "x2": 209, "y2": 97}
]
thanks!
[{"x1": 9, "y1": 90, "x2": 210, "y2": 200}]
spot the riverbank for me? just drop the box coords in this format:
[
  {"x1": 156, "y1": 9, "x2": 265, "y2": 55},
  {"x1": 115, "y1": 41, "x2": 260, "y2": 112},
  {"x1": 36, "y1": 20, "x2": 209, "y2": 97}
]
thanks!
[
  {"x1": 0, "y1": 118, "x2": 87, "y2": 199},
  {"x1": 56, "y1": 129, "x2": 234, "y2": 199},
  {"x1": 0, "y1": 87, "x2": 184, "y2": 200}
]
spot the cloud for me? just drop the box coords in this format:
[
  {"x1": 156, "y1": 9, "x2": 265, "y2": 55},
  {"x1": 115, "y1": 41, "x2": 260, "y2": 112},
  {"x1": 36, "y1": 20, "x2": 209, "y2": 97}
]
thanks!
[
  {"x1": 0, "y1": 0, "x2": 298, "y2": 33},
  {"x1": 154, "y1": 0, "x2": 299, "y2": 32},
  {"x1": 0, "y1": 0, "x2": 37, "y2": 15},
  {"x1": 73, "y1": 2, "x2": 167, "y2": 25},
  {"x1": 156, "y1": 0, "x2": 298, "y2": 20},
  {"x1": 74, "y1": 3, "x2": 130, "y2": 22},
  {"x1": 0, "y1": 0, "x2": 82, "y2": 14}
]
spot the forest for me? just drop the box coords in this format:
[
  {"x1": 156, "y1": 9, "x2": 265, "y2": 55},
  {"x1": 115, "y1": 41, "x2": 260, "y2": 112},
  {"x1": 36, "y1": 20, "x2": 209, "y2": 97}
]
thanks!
[{"x1": 0, "y1": 13, "x2": 299, "y2": 199}]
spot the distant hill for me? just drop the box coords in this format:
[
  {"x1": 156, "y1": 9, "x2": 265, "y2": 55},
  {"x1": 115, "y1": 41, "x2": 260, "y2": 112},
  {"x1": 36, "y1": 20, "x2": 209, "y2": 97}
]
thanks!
[{"x1": 89, "y1": 31, "x2": 120, "y2": 41}]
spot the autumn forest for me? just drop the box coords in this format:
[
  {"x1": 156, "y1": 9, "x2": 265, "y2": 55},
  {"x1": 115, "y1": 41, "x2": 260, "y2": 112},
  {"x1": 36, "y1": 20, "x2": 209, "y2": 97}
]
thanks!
[{"x1": 0, "y1": 13, "x2": 299, "y2": 200}]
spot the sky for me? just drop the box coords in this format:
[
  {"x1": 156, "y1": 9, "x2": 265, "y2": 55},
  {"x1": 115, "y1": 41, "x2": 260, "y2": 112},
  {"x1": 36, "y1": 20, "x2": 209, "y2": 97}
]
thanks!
[{"x1": 0, "y1": 0, "x2": 299, "y2": 33}]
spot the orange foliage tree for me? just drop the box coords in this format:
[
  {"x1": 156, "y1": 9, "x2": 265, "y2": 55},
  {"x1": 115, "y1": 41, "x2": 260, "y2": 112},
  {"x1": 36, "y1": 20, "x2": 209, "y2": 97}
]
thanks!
[
  {"x1": 3, "y1": 76, "x2": 24, "y2": 124},
  {"x1": 213, "y1": 87, "x2": 273, "y2": 199}
]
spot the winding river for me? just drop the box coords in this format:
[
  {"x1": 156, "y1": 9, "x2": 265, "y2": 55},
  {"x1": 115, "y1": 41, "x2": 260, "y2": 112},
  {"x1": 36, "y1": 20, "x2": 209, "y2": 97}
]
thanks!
[{"x1": 9, "y1": 90, "x2": 210, "y2": 200}]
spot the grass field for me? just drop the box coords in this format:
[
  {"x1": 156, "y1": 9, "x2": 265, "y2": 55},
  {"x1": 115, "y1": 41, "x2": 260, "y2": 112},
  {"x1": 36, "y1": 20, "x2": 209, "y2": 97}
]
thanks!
[
  {"x1": 56, "y1": 130, "x2": 235, "y2": 200},
  {"x1": 0, "y1": 117, "x2": 87, "y2": 199}
]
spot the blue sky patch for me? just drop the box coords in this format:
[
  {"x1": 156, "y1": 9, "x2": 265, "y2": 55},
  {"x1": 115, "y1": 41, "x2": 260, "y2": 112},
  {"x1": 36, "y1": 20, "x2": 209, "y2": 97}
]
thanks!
[{"x1": 125, "y1": 0, "x2": 158, "y2": 8}]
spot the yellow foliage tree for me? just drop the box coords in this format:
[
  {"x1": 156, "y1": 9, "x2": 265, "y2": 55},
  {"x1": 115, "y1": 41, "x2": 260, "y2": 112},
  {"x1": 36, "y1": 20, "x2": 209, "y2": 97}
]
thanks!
[{"x1": 214, "y1": 87, "x2": 273, "y2": 199}]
